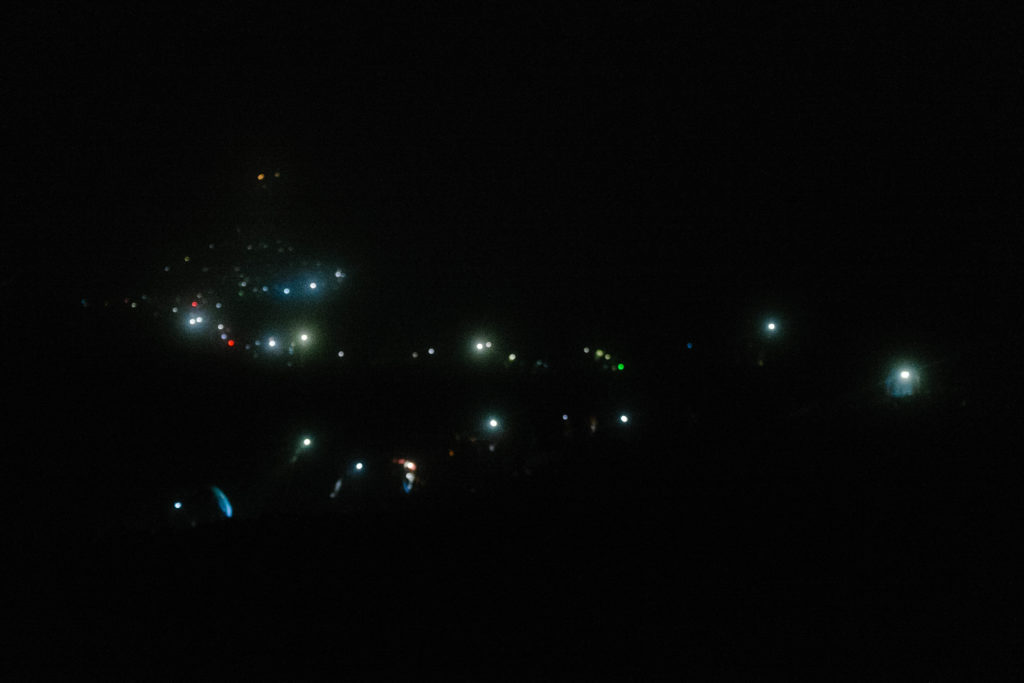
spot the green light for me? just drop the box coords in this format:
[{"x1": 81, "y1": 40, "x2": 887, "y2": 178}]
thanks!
[{"x1": 617, "y1": 363, "x2": 624, "y2": 371}]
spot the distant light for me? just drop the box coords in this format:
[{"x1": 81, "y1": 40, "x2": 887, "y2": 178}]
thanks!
[
  {"x1": 686, "y1": 342, "x2": 693, "y2": 349},
  {"x1": 476, "y1": 343, "x2": 484, "y2": 350},
  {"x1": 195, "y1": 316, "x2": 202, "y2": 323},
  {"x1": 620, "y1": 414, "x2": 629, "y2": 423},
  {"x1": 164, "y1": 266, "x2": 170, "y2": 272},
  {"x1": 302, "y1": 438, "x2": 312, "y2": 447},
  {"x1": 184, "y1": 256, "x2": 190, "y2": 262},
  {"x1": 220, "y1": 333, "x2": 228, "y2": 340},
  {"x1": 173, "y1": 501, "x2": 182, "y2": 509},
  {"x1": 404, "y1": 461, "x2": 417, "y2": 471},
  {"x1": 217, "y1": 323, "x2": 224, "y2": 330},
  {"x1": 239, "y1": 281, "x2": 247, "y2": 288},
  {"x1": 428, "y1": 348, "x2": 435, "y2": 355},
  {"x1": 273, "y1": 171, "x2": 280, "y2": 178},
  {"x1": 211, "y1": 486, "x2": 232, "y2": 518},
  {"x1": 283, "y1": 288, "x2": 290, "y2": 295},
  {"x1": 227, "y1": 340, "x2": 235, "y2": 347},
  {"x1": 268, "y1": 339, "x2": 277, "y2": 348},
  {"x1": 767, "y1": 322, "x2": 777, "y2": 332},
  {"x1": 617, "y1": 363, "x2": 625, "y2": 371},
  {"x1": 189, "y1": 318, "x2": 196, "y2": 325},
  {"x1": 508, "y1": 353, "x2": 516, "y2": 361},
  {"x1": 335, "y1": 270, "x2": 343, "y2": 278},
  {"x1": 171, "y1": 307, "x2": 178, "y2": 313},
  {"x1": 562, "y1": 414, "x2": 569, "y2": 421},
  {"x1": 309, "y1": 282, "x2": 317, "y2": 289},
  {"x1": 596, "y1": 349, "x2": 604, "y2": 358},
  {"x1": 489, "y1": 418, "x2": 499, "y2": 428},
  {"x1": 300, "y1": 334, "x2": 309, "y2": 342},
  {"x1": 412, "y1": 351, "x2": 419, "y2": 358},
  {"x1": 215, "y1": 302, "x2": 222, "y2": 309},
  {"x1": 191, "y1": 301, "x2": 198, "y2": 308},
  {"x1": 900, "y1": 370, "x2": 911, "y2": 380},
  {"x1": 337, "y1": 351, "x2": 345, "y2": 358},
  {"x1": 355, "y1": 462, "x2": 364, "y2": 471},
  {"x1": 257, "y1": 173, "x2": 265, "y2": 181},
  {"x1": 583, "y1": 347, "x2": 590, "y2": 354}
]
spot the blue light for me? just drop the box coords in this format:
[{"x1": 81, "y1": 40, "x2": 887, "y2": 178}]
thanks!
[
  {"x1": 686, "y1": 342, "x2": 693, "y2": 349},
  {"x1": 211, "y1": 486, "x2": 233, "y2": 518}
]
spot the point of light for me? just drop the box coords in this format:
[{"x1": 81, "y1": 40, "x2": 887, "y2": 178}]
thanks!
[
  {"x1": 337, "y1": 351, "x2": 345, "y2": 358},
  {"x1": 900, "y1": 370, "x2": 911, "y2": 380},
  {"x1": 195, "y1": 316, "x2": 202, "y2": 323},
  {"x1": 220, "y1": 333, "x2": 228, "y2": 340},
  {"x1": 309, "y1": 282, "x2": 317, "y2": 289},
  {"x1": 283, "y1": 288, "x2": 290, "y2": 295},
  {"x1": 508, "y1": 353, "x2": 516, "y2": 361},
  {"x1": 173, "y1": 501, "x2": 182, "y2": 509},
  {"x1": 302, "y1": 438, "x2": 312, "y2": 447},
  {"x1": 171, "y1": 307, "x2": 178, "y2": 313},
  {"x1": 562, "y1": 414, "x2": 569, "y2": 421},
  {"x1": 686, "y1": 342, "x2": 693, "y2": 349},
  {"x1": 617, "y1": 363, "x2": 624, "y2": 371},
  {"x1": 189, "y1": 318, "x2": 196, "y2": 325},
  {"x1": 412, "y1": 351, "x2": 419, "y2": 358},
  {"x1": 583, "y1": 347, "x2": 590, "y2": 354},
  {"x1": 476, "y1": 343, "x2": 484, "y2": 350},
  {"x1": 355, "y1": 462, "x2": 364, "y2": 471},
  {"x1": 620, "y1": 414, "x2": 629, "y2": 423},
  {"x1": 300, "y1": 334, "x2": 309, "y2": 342},
  {"x1": 428, "y1": 348, "x2": 435, "y2": 355},
  {"x1": 257, "y1": 173, "x2": 265, "y2": 181},
  {"x1": 596, "y1": 349, "x2": 604, "y2": 358},
  {"x1": 217, "y1": 323, "x2": 224, "y2": 330},
  {"x1": 191, "y1": 301, "x2": 198, "y2": 308},
  {"x1": 268, "y1": 339, "x2": 277, "y2": 348},
  {"x1": 335, "y1": 269, "x2": 343, "y2": 278},
  {"x1": 485, "y1": 341, "x2": 492, "y2": 348},
  {"x1": 489, "y1": 418, "x2": 499, "y2": 428},
  {"x1": 227, "y1": 340, "x2": 235, "y2": 347},
  {"x1": 766, "y1": 322, "x2": 777, "y2": 332}
]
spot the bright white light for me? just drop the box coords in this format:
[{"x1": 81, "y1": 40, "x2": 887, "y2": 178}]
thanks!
[
  {"x1": 309, "y1": 282, "x2": 317, "y2": 289},
  {"x1": 476, "y1": 343, "x2": 484, "y2": 350},
  {"x1": 268, "y1": 339, "x2": 277, "y2": 348},
  {"x1": 767, "y1": 322, "x2": 776, "y2": 331},
  {"x1": 189, "y1": 318, "x2": 196, "y2": 325},
  {"x1": 337, "y1": 351, "x2": 345, "y2": 358},
  {"x1": 171, "y1": 307, "x2": 178, "y2": 313},
  {"x1": 620, "y1": 414, "x2": 629, "y2": 423},
  {"x1": 217, "y1": 323, "x2": 224, "y2": 330},
  {"x1": 300, "y1": 334, "x2": 309, "y2": 342},
  {"x1": 173, "y1": 501, "x2": 182, "y2": 509},
  {"x1": 195, "y1": 316, "x2": 203, "y2": 323},
  {"x1": 283, "y1": 288, "x2": 291, "y2": 295},
  {"x1": 583, "y1": 347, "x2": 590, "y2": 354},
  {"x1": 405, "y1": 472, "x2": 415, "y2": 483},
  {"x1": 220, "y1": 333, "x2": 228, "y2": 340},
  {"x1": 302, "y1": 438, "x2": 312, "y2": 447},
  {"x1": 485, "y1": 341, "x2": 492, "y2": 348},
  {"x1": 335, "y1": 270, "x2": 343, "y2": 278},
  {"x1": 355, "y1": 462, "x2": 364, "y2": 471},
  {"x1": 428, "y1": 348, "x2": 435, "y2": 355},
  {"x1": 562, "y1": 414, "x2": 569, "y2": 421},
  {"x1": 508, "y1": 353, "x2": 516, "y2": 361},
  {"x1": 900, "y1": 370, "x2": 911, "y2": 380},
  {"x1": 489, "y1": 419, "x2": 499, "y2": 428}
]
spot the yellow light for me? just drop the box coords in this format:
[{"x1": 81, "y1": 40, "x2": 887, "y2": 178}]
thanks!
[
  {"x1": 273, "y1": 171, "x2": 280, "y2": 178},
  {"x1": 257, "y1": 173, "x2": 265, "y2": 181},
  {"x1": 595, "y1": 349, "x2": 604, "y2": 358}
]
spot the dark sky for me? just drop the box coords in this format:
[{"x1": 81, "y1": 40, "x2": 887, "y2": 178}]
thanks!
[{"x1": 12, "y1": 5, "x2": 1023, "y2": 353}]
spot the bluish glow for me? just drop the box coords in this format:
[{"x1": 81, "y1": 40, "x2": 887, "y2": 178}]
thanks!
[
  {"x1": 428, "y1": 348, "x2": 435, "y2": 355},
  {"x1": 211, "y1": 486, "x2": 233, "y2": 518},
  {"x1": 335, "y1": 269, "x2": 343, "y2": 278},
  {"x1": 283, "y1": 288, "x2": 291, "y2": 295},
  {"x1": 262, "y1": 285, "x2": 269, "y2": 292},
  {"x1": 562, "y1": 414, "x2": 569, "y2": 421},
  {"x1": 268, "y1": 338, "x2": 277, "y2": 348},
  {"x1": 309, "y1": 282, "x2": 317, "y2": 289},
  {"x1": 687, "y1": 342, "x2": 693, "y2": 349},
  {"x1": 173, "y1": 501, "x2": 182, "y2": 509},
  {"x1": 886, "y1": 367, "x2": 919, "y2": 397}
]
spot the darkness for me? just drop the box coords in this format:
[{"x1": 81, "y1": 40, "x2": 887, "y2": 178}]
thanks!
[{"x1": 7, "y1": 4, "x2": 1024, "y2": 677}]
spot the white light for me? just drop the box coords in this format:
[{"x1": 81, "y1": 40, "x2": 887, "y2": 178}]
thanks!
[
  {"x1": 189, "y1": 318, "x2": 196, "y2": 325},
  {"x1": 217, "y1": 324, "x2": 224, "y2": 330},
  {"x1": 283, "y1": 288, "x2": 291, "y2": 294},
  {"x1": 767, "y1": 322, "x2": 776, "y2": 331},
  {"x1": 337, "y1": 351, "x2": 345, "y2": 358},
  {"x1": 355, "y1": 462, "x2": 364, "y2": 471},
  {"x1": 476, "y1": 343, "x2": 484, "y2": 350},
  {"x1": 268, "y1": 339, "x2": 277, "y2": 348},
  {"x1": 335, "y1": 269, "x2": 343, "y2": 278},
  {"x1": 900, "y1": 370, "x2": 911, "y2": 380},
  {"x1": 220, "y1": 333, "x2": 228, "y2": 340},
  {"x1": 583, "y1": 347, "x2": 590, "y2": 354},
  {"x1": 620, "y1": 414, "x2": 629, "y2": 423},
  {"x1": 428, "y1": 348, "x2": 435, "y2": 355},
  {"x1": 300, "y1": 334, "x2": 309, "y2": 342},
  {"x1": 215, "y1": 302, "x2": 222, "y2": 309},
  {"x1": 508, "y1": 353, "x2": 516, "y2": 361},
  {"x1": 171, "y1": 307, "x2": 178, "y2": 313},
  {"x1": 406, "y1": 472, "x2": 415, "y2": 482},
  {"x1": 309, "y1": 282, "x2": 317, "y2": 289},
  {"x1": 173, "y1": 501, "x2": 182, "y2": 509},
  {"x1": 196, "y1": 316, "x2": 203, "y2": 323},
  {"x1": 262, "y1": 285, "x2": 269, "y2": 292},
  {"x1": 302, "y1": 438, "x2": 312, "y2": 446},
  {"x1": 240, "y1": 281, "x2": 247, "y2": 288},
  {"x1": 562, "y1": 414, "x2": 569, "y2": 421},
  {"x1": 489, "y1": 419, "x2": 499, "y2": 428},
  {"x1": 412, "y1": 351, "x2": 419, "y2": 358},
  {"x1": 485, "y1": 341, "x2": 492, "y2": 348}
]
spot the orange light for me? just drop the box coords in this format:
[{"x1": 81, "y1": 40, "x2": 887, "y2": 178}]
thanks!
[
  {"x1": 257, "y1": 173, "x2": 265, "y2": 181},
  {"x1": 448, "y1": 449, "x2": 455, "y2": 457},
  {"x1": 227, "y1": 340, "x2": 235, "y2": 347}
]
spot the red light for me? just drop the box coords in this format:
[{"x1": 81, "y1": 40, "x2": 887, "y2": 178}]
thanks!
[
  {"x1": 191, "y1": 301, "x2": 198, "y2": 308},
  {"x1": 227, "y1": 339, "x2": 235, "y2": 347}
]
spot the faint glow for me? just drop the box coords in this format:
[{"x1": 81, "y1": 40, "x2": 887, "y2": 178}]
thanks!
[
  {"x1": 335, "y1": 269, "x2": 343, "y2": 278},
  {"x1": 309, "y1": 282, "x2": 317, "y2": 289},
  {"x1": 583, "y1": 347, "x2": 590, "y2": 354},
  {"x1": 330, "y1": 478, "x2": 342, "y2": 498},
  {"x1": 428, "y1": 348, "x2": 435, "y2": 355},
  {"x1": 211, "y1": 486, "x2": 233, "y2": 518},
  {"x1": 595, "y1": 349, "x2": 604, "y2": 358},
  {"x1": 173, "y1": 501, "x2": 182, "y2": 509},
  {"x1": 262, "y1": 285, "x2": 269, "y2": 292},
  {"x1": 172, "y1": 307, "x2": 178, "y2": 313},
  {"x1": 218, "y1": 324, "x2": 224, "y2": 330},
  {"x1": 337, "y1": 351, "x2": 345, "y2": 358},
  {"x1": 620, "y1": 414, "x2": 629, "y2": 423},
  {"x1": 130, "y1": 302, "x2": 138, "y2": 309},
  {"x1": 164, "y1": 266, "x2": 170, "y2": 272},
  {"x1": 617, "y1": 363, "x2": 625, "y2": 371},
  {"x1": 412, "y1": 351, "x2": 419, "y2": 358},
  {"x1": 239, "y1": 281, "x2": 247, "y2": 288},
  {"x1": 686, "y1": 342, "x2": 693, "y2": 349},
  {"x1": 508, "y1": 353, "x2": 516, "y2": 361},
  {"x1": 489, "y1": 418, "x2": 499, "y2": 428},
  {"x1": 283, "y1": 288, "x2": 291, "y2": 295},
  {"x1": 215, "y1": 303, "x2": 222, "y2": 309},
  {"x1": 184, "y1": 256, "x2": 190, "y2": 262},
  {"x1": 355, "y1": 462, "x2": 364, "y2": 471},
  {"x1": 274, "y1": 171, "x2": 280, "y2": 178},
  {"x1": 488, "y1": 444, "x2": 496, "y2": 452},
  {"x1": 257, "y1": 173, "x2": 265, "y2": 181},
  {"x1": 485, "y1": 341, "x2": 492, "y2": 348},
  {"x1": 227, "y1": 340, "x2": 235, "y2": 347},
  {"x1": 448, "y1": 449, "x2": 455, "y2": 457}
]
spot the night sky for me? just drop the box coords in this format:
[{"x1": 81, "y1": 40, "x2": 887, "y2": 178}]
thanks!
[{"x1": 15, "y1": 5, "x2": 1021, "y2": 357}]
